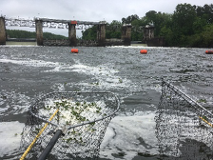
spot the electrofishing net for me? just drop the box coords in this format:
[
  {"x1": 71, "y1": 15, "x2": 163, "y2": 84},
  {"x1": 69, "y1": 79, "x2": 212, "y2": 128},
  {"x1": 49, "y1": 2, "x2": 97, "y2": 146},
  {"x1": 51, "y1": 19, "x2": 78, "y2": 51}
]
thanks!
[
  {"x1": 155, "y1": 81, "x2": 213, "y2": 159},
  {"x1": 20, "y1": 91, "x2": 119, "y2": 160}
]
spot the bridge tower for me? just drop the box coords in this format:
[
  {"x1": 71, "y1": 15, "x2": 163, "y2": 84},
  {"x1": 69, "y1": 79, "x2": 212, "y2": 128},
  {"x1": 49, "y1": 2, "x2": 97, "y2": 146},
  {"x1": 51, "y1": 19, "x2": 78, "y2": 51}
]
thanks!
[
  {"x1": 35, "y1": 19, "x2": 43, "y2": 46},
  {"x1": 68, "y1": 21, "x2": 77, "y2": 46},
  {"x1": 121, "y1": 24, "x2": 132, "y2": 45},
  {"x1": 143, "y1": 25, "x2": 154, "y2": 40},
  {"x1": 0, "y1": 17, "x2": 6, "y2": 45},
  {"x1": 97, "y1": 22, "x2": 106, "y2": 46}
]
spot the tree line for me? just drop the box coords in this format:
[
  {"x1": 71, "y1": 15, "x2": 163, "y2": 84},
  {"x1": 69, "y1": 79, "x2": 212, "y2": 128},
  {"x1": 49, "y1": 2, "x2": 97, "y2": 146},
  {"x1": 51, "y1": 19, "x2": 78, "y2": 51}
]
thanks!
[
  {"x1": 82, "y1": 3, "x2": 213, "y2": 47},
  {"x1": 6, "y1": 29, "x2": 67, "y2": 39}
]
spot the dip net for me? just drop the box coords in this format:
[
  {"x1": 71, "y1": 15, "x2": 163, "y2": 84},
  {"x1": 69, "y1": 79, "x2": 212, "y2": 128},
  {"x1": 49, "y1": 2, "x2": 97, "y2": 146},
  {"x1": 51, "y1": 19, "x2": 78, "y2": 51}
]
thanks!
[
  {"x1": 155, "y1": 81, "x2": 213, "y2": 159},
  {"x1": 20, "y1": 91, "x2": 120, "y2": 160}
]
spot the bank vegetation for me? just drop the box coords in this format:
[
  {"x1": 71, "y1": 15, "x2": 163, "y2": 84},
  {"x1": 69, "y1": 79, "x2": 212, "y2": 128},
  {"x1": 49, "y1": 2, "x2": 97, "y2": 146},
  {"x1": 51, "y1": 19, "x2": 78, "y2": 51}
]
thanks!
[{"x1": 82, "y1": 3, "x2": 213, "y2": 47}]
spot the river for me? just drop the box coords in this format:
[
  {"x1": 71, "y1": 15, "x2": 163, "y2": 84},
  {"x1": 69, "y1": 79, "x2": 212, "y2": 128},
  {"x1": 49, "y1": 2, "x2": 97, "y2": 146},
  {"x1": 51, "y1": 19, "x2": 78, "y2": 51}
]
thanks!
[{"x1": 0, "y1": 46, "x2": 213, "y2": 160}]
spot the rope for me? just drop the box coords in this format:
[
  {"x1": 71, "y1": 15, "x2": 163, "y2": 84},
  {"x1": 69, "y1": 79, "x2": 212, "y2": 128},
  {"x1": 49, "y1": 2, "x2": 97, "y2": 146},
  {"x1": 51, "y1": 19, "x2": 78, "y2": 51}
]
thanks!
[{"x1": 20, "y1": 109, "x2": 59, "y2": 160}]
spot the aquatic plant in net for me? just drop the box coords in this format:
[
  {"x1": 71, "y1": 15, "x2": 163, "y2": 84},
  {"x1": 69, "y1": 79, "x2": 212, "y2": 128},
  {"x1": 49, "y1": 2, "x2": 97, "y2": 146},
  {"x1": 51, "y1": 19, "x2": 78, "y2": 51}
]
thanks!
[
  {"x1": 155, "y1": 81, "x2": 213, "y2": 159},
  {"x1": 20, "y1": 91, "x2": 120, "y2": 160}
]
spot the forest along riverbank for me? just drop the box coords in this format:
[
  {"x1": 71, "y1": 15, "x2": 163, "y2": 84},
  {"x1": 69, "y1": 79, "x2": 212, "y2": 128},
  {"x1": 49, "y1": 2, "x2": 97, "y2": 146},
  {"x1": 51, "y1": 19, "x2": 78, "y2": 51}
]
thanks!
[{"x1": 0, "y1": 46, "x2": 213, "y2": 159}]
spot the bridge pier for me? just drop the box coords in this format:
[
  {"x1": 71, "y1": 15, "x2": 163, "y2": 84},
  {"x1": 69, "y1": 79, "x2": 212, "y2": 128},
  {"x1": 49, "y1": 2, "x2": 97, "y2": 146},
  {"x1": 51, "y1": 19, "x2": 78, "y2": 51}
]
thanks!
[
  {"x1": 0, "y1": 17, "x2": 6, "y2": 45},
  {"x1": 121, "y1": 24, "x2": 132, "y2": 45},
  {"x1": 35, "y1": 19, "x2": 43, "y2": 46},
  {"x1": 97, "y1": 22, "x2": 106, "y2": 46},
  {"x1": 68, "y1": 22, "x2": 77, "y2": 46}
]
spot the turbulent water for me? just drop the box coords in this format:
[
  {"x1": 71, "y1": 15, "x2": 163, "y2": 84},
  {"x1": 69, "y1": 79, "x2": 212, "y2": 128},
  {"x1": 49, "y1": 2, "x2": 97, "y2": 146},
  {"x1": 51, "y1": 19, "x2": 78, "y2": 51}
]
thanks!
[{"x1": 0, "y1": 46, "x2": 213, "y2": 160}]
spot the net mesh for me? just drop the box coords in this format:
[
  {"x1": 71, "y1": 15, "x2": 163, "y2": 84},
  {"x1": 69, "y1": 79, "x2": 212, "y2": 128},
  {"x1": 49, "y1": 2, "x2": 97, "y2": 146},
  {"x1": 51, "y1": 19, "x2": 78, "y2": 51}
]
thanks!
[
  {"x1": 155, "y1": 81, "x2": 213, "y2": 159},
  {"x1": 20, "y1": 91, "x2": 119, "y2": 160}
]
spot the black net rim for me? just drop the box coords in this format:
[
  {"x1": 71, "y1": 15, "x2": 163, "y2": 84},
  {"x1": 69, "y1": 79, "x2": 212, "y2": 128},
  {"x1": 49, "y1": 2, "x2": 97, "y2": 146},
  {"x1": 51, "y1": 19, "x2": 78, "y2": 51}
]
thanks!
[{"x1": 29, "y1": 91, "x2": 120, "y2": 130}]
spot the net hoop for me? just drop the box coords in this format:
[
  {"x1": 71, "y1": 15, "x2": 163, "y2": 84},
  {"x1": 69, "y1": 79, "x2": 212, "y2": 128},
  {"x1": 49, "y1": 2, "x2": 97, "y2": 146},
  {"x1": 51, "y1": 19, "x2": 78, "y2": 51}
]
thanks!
[
  {"x1": 21, "y1": 91, "x2": 120, "y2": 159},
  {"x1": 29, "y1": 91, "x2": 120, "y2": 129}
]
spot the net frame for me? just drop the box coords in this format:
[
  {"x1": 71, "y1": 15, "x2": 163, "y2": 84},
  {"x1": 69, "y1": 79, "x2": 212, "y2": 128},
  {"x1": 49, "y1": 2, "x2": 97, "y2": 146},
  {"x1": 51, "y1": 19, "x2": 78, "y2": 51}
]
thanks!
[
  {"x1": 20, "y1": 91, "x2": 120, "y2": 160},
  {"x1": 155, "y1": 80, "x2": 213, "y2": 159}
]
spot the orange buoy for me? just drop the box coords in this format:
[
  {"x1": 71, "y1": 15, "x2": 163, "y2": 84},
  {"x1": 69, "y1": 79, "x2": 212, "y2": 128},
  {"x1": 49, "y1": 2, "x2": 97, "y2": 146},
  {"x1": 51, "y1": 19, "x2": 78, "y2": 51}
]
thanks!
[
  {"x1": 71, "y1": 48, "x2": 78, "y2": 53},
  {"x1": 205, "y1": 50, "x2": 213, "y2": 54},
  {"x1": 140, "y1": 49, "x2": 147, "y2": 54}
]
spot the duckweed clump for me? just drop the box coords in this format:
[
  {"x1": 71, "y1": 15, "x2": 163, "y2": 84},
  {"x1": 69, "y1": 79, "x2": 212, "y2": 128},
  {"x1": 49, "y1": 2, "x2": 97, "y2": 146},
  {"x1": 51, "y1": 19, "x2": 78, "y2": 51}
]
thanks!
[{"x1": 40, "y1": 98, "x2": 107, "y2": 144}]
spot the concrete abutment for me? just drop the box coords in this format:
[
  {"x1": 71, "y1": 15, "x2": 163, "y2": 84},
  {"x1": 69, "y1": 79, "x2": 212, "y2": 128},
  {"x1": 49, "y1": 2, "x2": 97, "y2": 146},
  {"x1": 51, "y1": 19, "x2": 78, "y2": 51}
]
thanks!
[
  {"x1": 35, "y1": 19, "x2": 43, "y2": 46},
  {"x1": 97, "y1": 23, "x2": 106, "y2": 46},
  {"x1": 68, "y1": 23, "x2": 77, "y2": 46},
  {"x1": 0, "y1": 17, "x2": 6, "y2": 45},
  {"x1": 121, "y1": 24, "x2": 132, "y2": 45}
]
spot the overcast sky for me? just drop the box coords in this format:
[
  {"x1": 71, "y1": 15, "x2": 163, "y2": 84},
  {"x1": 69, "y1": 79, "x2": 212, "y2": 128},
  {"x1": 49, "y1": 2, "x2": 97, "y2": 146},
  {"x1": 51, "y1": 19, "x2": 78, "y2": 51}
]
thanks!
[{"x1": 1, "y1": 0, "x2": 212, "y2": 37}]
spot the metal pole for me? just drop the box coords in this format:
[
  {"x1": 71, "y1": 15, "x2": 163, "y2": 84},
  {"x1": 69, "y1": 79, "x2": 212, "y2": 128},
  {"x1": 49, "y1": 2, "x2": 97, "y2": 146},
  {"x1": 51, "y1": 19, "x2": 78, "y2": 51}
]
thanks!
[
  {"x1": 20, "y1": 109, "x2": 59, "y2": 160},
  {"x1": 38, "y1": 129, "x2": 63, "y2": 160}
]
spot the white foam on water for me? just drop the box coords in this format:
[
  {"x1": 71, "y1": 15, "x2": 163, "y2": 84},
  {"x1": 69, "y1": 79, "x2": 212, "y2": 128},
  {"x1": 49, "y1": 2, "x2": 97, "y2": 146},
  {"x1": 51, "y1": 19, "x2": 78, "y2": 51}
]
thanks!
[
  {"x1": 0, "y1": 91, "x2": 31, "y2": 115},
  {"x1": 0, "y1": 58, "x2": 59, "y2": 68},
  {"x1": 100, "y1": 110, "x2": 213, "y2": 159},
  {"x1": 71, "y1": 63, "x2": 118, "y2": 75},
  {"x1": 51, "y1": 83, "x2": 66, "y2": 91},
  {"x1": 0, "y1": 121, "x2": 25, "y2": 157},
  {"x1": 148, "y1": 84, "x2": 162, "y2": 93},
  {"x1": 44, "y1": 61, "x2": 133, "y2": 92},
  {"x1": 107, "y1": 45, "x2": 161, "y2": 49},
  {"x1": 69, "y1": 62, "x2": 133, "y2": 91},
  {"x1": 100, "y1": 111, "x2": 158, "y2": 159},
  {"x1": 0, "y1": 57, "x2": 134, "y2": 92},
  {"x1": 0, "y1": 105, "x2": 9, "y2": 115}
]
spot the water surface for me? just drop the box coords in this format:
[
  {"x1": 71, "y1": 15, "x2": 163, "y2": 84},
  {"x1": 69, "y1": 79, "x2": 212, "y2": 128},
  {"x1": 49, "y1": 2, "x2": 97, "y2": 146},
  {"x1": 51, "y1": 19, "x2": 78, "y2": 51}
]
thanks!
[{"x1": 0, "y1": 46, "x2": 213, "y2": 159}]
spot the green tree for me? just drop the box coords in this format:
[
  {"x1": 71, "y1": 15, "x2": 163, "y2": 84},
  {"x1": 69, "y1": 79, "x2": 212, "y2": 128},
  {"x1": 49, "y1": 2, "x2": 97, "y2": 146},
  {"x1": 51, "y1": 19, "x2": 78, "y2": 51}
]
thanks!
[
  {"x1": 82, "y1": 26, "x2": 97, "y2": 40},
  {"x1": 144, "y1": 11, "x2": 172, "y2": 37},
  {"x1": 145, "y1": 10, "x2": 157, "y2": 24},
  {"x1": 122, "y1": 14, "x2": 139, "y2": 24},
  {"x1": 81, "y1": 3, "x2": 213, "y2": 47},
  {"x1": 131, "y1": 19, "x2": 145, "y2": 41},
  {"x1": 192, "y1": 17, "x2": 207, "y2": 34},
  {"x1": 43, "y1": 32, "x2": 67, "y2": 39},
  {"x1": 6, "y1": 29, "x2": 67, "y2": 39},
  {"x1": 106, "y1": 20, "x2": 122, "y2": 39},
  {"x1": 7, "y1": 30, "x2": 36, "y2": 38},
  {"x1": 172, "y1": 3, "x2": 197, "y2": 36},
  {"x1": 199, "y1": 4, "x2": 213, "y2": 24}
]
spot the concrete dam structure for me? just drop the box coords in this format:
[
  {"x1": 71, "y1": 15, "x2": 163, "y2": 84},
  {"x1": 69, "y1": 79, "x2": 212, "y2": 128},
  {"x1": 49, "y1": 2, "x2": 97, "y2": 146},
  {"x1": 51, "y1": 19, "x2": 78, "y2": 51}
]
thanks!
[{"x1": 0, "y1": 16, "x2": 132, "y2": 46}]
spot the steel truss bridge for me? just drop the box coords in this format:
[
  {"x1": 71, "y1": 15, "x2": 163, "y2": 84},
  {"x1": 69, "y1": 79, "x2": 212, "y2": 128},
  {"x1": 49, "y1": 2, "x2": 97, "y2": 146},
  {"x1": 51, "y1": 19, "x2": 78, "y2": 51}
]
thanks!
[
  {"x1": 5, "y1": 17, "x2": 144, "y2": 32},
  {"x1": 5, "y1": 17, "x2": 101, "y2": 30},
  {"x1": 1, "y1": 17, "x2": 147, "y2": 46}
]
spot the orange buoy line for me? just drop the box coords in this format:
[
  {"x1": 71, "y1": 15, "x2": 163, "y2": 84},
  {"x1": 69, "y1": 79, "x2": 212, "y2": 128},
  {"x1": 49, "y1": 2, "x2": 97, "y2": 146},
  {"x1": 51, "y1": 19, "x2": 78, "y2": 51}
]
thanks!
[
  {"x1": 71, "y1": 48, "x2": 78, "y2": 53},
  {"x1": 140, "y1": 49, "x2": 147, "y2": 54},
  {"x1": 205, "y1": 50, "x2": 213, "y2": 54}
]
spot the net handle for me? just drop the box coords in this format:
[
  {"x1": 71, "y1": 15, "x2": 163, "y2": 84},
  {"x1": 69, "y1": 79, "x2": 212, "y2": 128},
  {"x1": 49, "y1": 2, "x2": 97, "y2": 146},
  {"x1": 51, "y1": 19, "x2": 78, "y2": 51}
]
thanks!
[
  {"x1": 20, "y1": 109, "x2": 59, "y2": 160},
  {"x1": 163, "y1": 80, "x2": 213, "y2": 127},
  {"x1": 162, "y1": 80, "x2": 213, "y2": 116},
  {"x1": 38, "y1": 129, "x2": 63, "y2": 160}
]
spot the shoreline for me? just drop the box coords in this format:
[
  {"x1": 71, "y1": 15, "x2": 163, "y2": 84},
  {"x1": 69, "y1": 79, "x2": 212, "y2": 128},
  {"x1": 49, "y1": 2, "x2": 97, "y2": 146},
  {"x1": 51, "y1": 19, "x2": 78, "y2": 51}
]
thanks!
[{"x1": 6, "y1": 41, "x2": 37, "y2": 46}]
